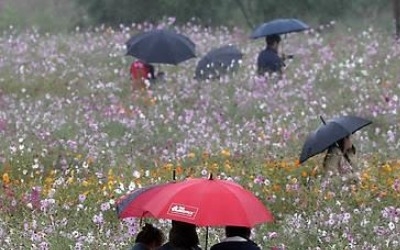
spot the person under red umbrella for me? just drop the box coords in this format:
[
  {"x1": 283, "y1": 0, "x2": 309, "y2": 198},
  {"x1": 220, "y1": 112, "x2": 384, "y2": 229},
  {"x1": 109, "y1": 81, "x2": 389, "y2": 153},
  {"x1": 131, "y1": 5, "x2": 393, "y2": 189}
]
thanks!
[
  {"x1": 131, "y1": 223, "x2": 165, "y2": 250},
  {"x1": 210, "y1": 226, "x2": 261, "y2": 250},
  {"x1": 159, "y1": 220, "x2": 202, "y2": 250}
]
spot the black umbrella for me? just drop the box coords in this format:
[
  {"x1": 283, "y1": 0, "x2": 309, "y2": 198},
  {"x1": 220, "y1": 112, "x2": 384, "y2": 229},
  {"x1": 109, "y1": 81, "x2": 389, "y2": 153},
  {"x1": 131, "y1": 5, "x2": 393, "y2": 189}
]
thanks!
[
  {"x1": 299, "y1": 115, "x2": 372, "y2": 164},
  {"x1": 126, "y1": 29, "x2": 196, "y2": 65},
  {"x1": 251, "y1": 18, "x2": 309, "y2": 39},
  {"x1": 195, "y1": 44, "x2": 243, "y2": 80}
]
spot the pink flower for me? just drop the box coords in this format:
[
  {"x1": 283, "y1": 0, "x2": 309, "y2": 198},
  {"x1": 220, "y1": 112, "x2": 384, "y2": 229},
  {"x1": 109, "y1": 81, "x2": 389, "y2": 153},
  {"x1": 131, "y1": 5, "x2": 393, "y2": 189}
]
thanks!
[{"x1": 78, "y1": 194, "x2": 86, "y2": 203}]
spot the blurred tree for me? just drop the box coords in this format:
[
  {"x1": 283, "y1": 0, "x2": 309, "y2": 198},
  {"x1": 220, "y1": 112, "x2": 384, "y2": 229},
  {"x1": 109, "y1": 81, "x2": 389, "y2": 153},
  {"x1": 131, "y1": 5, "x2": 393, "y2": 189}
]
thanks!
[
  {"x1": 0, "y1": 0, "x2": 85, "y2": 31},
  {"x1": 394, "y1": 0, "x2": 400, "y2": 39},
  {"x1": 78, "y1": 0, "x2": 231, "y2": 27},
  {"x1": 76, "y1": 0, "x2": 390, "y2": 29}
]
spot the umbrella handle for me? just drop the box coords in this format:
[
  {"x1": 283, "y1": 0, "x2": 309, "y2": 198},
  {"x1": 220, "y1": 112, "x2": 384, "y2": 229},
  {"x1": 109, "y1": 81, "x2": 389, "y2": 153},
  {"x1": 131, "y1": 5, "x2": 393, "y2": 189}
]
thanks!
[
  {"x1": 205, "y1": 226, "x2": 209, "y2": 250},
  {"x1": 319, "y1": 115, "x2": 326, "y2": 125}
]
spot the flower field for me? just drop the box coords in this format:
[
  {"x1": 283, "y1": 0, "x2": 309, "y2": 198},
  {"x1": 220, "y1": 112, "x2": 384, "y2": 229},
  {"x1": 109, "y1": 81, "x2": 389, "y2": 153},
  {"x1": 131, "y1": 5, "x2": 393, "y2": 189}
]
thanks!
[{"x1": 1, "y1": 20, "x2": 400, "y2": 249}]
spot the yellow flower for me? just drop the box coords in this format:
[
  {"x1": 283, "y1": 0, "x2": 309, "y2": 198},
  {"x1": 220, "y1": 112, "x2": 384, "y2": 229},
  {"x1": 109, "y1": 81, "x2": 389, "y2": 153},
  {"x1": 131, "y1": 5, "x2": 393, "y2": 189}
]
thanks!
[
  {"x1": 224, "y1": 161, "x2": 231, "y2": 170},
  {"x1": 67, "y1": 176, "x2": 74, "y2": 185},
  {"x1": 382, "y1": 164, "x2": 392, "y2": 173},
  {"x1": 175, "y1": 166, "x2": 183, "y2": 175},
  {"x1": 187, "y1": 152, "x2": 196, "y2": 159},
  {"x1": 324, "y1": 191, "x2": 335, "y2": 200},
  {"x1": 2, "y1": 173, "x2": 10, "y2": 185},
  {"x1": 221, "y1": 149, "x2": 231, "y2": 157},
  {"x1": 45, "y1": 176, "x2": 54, "y2": 186},
  {"x1": 87, "y1": 156, "x2": 95, "y2": 165},
  {"x1": 165, "y1": 163, "x2": 174, "y2": 170},
  {"x1": 272, "y1": 184, "x2": 281, "y2": 192},
  {"x1": 361, "y1": 172, "x2": 370, "y2": 181}
]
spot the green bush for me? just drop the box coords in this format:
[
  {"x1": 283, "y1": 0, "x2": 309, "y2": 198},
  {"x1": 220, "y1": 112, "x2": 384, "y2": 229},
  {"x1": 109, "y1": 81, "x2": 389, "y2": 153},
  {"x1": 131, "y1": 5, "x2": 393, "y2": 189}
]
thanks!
[{"x1": 0, "y1": 0, "x2": 87, "y2": 32}]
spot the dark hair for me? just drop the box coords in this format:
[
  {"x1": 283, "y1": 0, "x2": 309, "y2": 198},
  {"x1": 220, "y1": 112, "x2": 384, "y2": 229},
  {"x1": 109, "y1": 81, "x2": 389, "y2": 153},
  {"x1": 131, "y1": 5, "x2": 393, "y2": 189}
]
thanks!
[
  {"x1": 225, "y1": 226, "x2": 251, "y2": 239},
  {"x1": 266, "y1": 34, "x2": 281, "y2": 46},
  {"x1": 135, "y1": 223, "x2": 165, "y2": 247},
  {"x1": 337, "y1": 137, "x2": 346, "y2": 152},
  {"x1": 169, "y1": 221, "x2": 199, "y2": 248}
]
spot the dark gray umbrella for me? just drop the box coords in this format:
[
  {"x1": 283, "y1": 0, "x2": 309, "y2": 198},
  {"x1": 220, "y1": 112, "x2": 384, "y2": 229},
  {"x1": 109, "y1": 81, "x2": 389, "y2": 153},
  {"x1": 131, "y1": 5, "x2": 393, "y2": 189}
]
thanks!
[
  {"x1": 299, "y1": 115, "x2": 372, "y2": 164},
  {"x1": 251, "y1": 18, "x2": 309, "y2": 39},
  {"x1": 126, "y1": 29, "x2": 196, "y2": 65},
  {"x1": 195, "y1": 44, "x2": 243, "y2": 80}
]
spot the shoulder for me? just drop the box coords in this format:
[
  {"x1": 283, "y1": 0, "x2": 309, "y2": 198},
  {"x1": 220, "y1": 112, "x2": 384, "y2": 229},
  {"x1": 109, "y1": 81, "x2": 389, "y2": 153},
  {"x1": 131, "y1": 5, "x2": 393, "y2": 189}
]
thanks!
[
  {"x1": 158, "y1": 242, "x2": 173, "y2": 250},
  {"x1": 210, "y1": 242, "x2": 260, "y2": 250},
  {"x1": 130, "y1": 243, "x2": 147, "y2": 250}
]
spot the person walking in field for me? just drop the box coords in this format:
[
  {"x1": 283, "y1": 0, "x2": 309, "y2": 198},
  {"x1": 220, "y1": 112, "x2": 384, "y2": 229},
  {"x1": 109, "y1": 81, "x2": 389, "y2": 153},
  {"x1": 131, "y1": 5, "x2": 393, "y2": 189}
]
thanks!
[
  {"x1": 256, "y1": 34, "x2": 286, "y2": 77},
  {"x1": 130, "y1": 60, "x2": 156, "y2": 91},
  {"x1": 322, "y1": 135, "x2": 359, "y2": 183}
]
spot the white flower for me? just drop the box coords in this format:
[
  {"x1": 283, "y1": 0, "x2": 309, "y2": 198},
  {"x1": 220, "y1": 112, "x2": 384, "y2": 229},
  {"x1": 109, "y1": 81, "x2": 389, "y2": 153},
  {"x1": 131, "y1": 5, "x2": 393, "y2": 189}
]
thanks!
[
  {"x1": 128, "y1": 181, "x2": 136, "y2": 191},
  {"x1": 133, "y1": 170, "x2": 141, "y2": 178}
]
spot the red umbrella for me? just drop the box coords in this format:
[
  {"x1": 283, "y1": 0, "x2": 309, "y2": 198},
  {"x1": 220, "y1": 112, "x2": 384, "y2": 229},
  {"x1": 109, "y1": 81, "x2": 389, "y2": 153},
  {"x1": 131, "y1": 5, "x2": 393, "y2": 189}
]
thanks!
[
  {"x1": 117, "y1": 182, "x2": 174, "y2": 219},
  {"x1": 141, "y1": 177, "x2": 274, "y2": 227}
]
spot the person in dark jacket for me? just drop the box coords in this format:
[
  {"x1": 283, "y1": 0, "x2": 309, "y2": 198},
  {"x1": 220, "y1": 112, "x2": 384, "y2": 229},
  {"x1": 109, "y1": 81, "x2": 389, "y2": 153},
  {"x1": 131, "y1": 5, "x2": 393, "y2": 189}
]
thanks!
[
  {"x1": 257, "y1": 34, "x2": 286, "y2": 76},
  {"x1": 210, "y1": 226, "x2": 261, "y2": 250},
  {"x1": 322, "y1": 135, "x2": 359, "y2": 183},
  {"x1": 131, "y1": 223, "x2": 165, "y2": 250},
  {"x1": 158, "y1": 220, "x2": 202, "y2": 250}
]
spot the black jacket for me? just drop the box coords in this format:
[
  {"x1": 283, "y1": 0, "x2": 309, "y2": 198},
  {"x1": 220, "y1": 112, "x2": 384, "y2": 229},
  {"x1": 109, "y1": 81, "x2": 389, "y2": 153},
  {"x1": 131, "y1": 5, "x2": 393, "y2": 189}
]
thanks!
[
  {"x1": 158, "y1": 242, "x2": 202, "y2": 250},
  {"x1": 210, "y1": 240, "x2": 261, "y2": 250}
]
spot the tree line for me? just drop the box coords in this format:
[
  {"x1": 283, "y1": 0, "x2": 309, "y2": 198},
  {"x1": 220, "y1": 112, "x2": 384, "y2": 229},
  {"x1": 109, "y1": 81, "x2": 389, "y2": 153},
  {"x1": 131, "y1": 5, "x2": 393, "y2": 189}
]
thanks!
[{"x1": 76, "y1": 0, "x2": 389, "y2": 28}]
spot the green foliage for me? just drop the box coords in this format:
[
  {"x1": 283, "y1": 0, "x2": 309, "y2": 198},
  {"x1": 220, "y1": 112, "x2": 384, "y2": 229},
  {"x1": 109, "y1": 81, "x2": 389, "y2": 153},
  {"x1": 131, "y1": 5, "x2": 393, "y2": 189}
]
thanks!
[
  {"x1": 0, "y1": 0, "x2": 392, "y2": 31},
  {"x1": 75, "y1": 0, "x2": 391, "y2": 29},
  {"x1": 0, "y1": 0, "x2": 88, "y2": 32}
]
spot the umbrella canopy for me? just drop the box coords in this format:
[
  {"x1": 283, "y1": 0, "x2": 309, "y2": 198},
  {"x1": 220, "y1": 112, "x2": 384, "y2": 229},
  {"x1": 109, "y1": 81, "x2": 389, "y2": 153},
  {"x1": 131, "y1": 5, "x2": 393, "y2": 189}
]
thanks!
[
  {"x1": 195, "y1": 44, "x2": 243, "y2": 80},
  {"x1": 141, "y1": 177, "x2": 274, "y2": 227},
  {"x1": 299, "y1": 115, "x2": 372, "y2": 164},
  {"x1": 126, "y1": 29, "x2": 196, "y2": 65},
  {"x1": 251, "y1": 18, "x2": 309, "y2": 39},
  {"x1": 117, "y1": 182, "x2": 174, "y2": 219}
]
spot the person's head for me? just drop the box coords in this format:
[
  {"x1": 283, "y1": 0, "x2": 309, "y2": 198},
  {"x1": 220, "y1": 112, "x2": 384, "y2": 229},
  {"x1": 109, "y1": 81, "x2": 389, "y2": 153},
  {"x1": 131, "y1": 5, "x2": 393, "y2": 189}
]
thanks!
[
  {"x1": 266, "y1": 34, "x2": 281, "y2": 50},
  {"x1": 135, "y1": 223, "x2": 165, "y2": 249},
  {"x1": 169, "y1": 220, "x2": 199, "y2": 248},
  {"x1": 225, "y1": 226, "x2": 252, "y2": 239},
  {"x1": 337, "y1": 135, "x2": 353, "y2": 153}
]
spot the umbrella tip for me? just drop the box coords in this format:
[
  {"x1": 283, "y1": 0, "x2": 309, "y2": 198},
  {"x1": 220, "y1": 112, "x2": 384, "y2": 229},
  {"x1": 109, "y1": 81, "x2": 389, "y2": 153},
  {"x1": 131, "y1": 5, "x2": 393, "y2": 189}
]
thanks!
[{"x1": 208, "y1": 173, "x2": 213, "y2": 180}]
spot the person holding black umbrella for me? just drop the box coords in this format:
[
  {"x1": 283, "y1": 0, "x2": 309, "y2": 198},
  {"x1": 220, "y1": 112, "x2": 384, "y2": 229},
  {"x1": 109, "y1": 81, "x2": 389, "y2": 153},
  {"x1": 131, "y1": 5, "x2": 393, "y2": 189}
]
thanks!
[
  {"x1": 322, "y1": 135, "x2": 359, "y2": 183},
  {"x1": 130, "y1": 59, "x2": 156, "y2": 91},
  {"x1": 256, "y1": 34, "x2": 286, "y2": 77},
  {"x1": 299, "y1": 115, "x2": 372, "y2": 184}
]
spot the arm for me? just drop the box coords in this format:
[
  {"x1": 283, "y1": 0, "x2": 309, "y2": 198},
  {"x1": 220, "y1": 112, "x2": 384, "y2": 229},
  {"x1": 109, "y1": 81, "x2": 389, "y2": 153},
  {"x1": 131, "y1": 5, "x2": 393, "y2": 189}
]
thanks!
[{"x1": 148, "y1": 64, "x2": 156, "y2": 79}]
